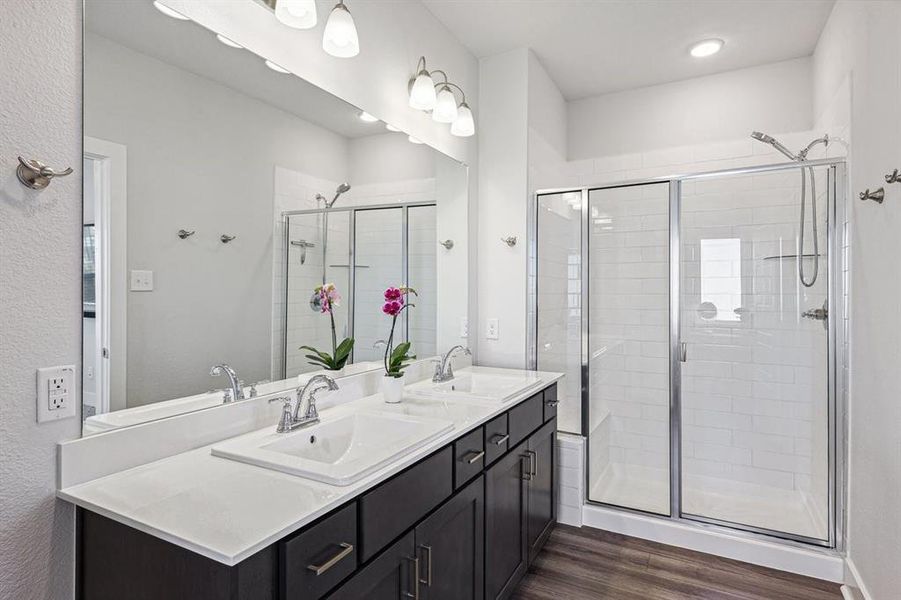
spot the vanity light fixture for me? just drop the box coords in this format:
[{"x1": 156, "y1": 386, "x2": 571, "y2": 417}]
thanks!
[
  {"x1": 359, "y1": 111, "x2": 379, "y2": 123},
  {"x1": 322, "y1": 1, "x2": 360, "y2": 58},
  {"x1": 152, "y1": 0, "x2": 189, "y2": 20},
  {"x1": 690, "y1": 38, "x2": 724, "y2": 58},
  {"x1": 432, "y1": 84, "x2": 459, "y2": 124},
  {"x1": 409, "y1": 58, "x2": 437, "y2": 110},
  {"x1": 450, "y1": 99, "x2": 475, "y2": 137},
  {"x1": 409, "y1": 56, "x2": 475, "y2": 137},
  {"x1": 385, "y1": 123, "x2": 402, "y2": 132},
  {"x1": 274, "y1": 0, "x2": 317, "y2": 30},
  {"x1": 216, "y1": 34, "x2": 243, "y2": 49},
  {"x1": 265, "y1": 59, "x2": 291, "y2": 74}
]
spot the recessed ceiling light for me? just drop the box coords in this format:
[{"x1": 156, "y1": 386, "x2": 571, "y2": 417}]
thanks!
[
  {"x1": 385, "y1": 124, "x2": 401, "y2": 132},
  {"x1": 265, "y1": 60, "x2": 291, "y2": 74},
  {"x1": 408, "y1": 135, "x2": 424, "y2": 144},
  {"x1": 690, "y1": 39, "x2": 724, "y2": 58},
  {"x1": 216, "y1": 34, "x2": 243, "y2": 49},
  {"x1": 153, "y1": 1, "x2": 189, "y2": 20},
  {"x1": 359, "y1": 112, "x2": 379, "y2": 123}
]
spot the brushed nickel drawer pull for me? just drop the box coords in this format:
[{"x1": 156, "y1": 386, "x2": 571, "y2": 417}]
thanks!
[
  {"x1": 418, "y1": 545, "x2": 433, "y2": 586},
  {"x1": 402, "y1": 556, "x2": 420, "y2": 599},
  {"x1": 521, "y1": 454, "x2": 533, "y2": 481},
  {"x1": 545, "y1": 399, "x2": 559, "y2": 407},
  {"x1": 527, "y1": 450, "x2": 538, "y2": 477},
  {"x1": 490, "y1": 433, "x2": 509, "y2": 446},
  {"x1": 465, "y1": 450, "x2": 485, "y2": 464},
  {"x1": 306, "y1": 542, "x2": 353, "y2": 575}
]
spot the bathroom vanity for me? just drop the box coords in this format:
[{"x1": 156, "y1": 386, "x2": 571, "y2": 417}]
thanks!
[{"x1": 64, "y1": 374, "x2": 560, "y2": 600}]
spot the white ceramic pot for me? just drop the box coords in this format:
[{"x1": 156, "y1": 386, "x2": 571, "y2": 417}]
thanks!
[{"x1": 381, "y1": 374, "x2": 406, "y2": 403}]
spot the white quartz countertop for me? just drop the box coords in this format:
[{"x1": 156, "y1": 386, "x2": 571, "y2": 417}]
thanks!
[{"x1": 57, "y1": 367, "x2": 563, "y2": 565}]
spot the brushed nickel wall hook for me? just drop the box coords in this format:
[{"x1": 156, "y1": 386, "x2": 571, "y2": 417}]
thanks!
[
  {"x1": 16, "y1": 156, "x2": 73, "y2": 190},
  {"x1": 859, "y1": 188, "x2": 885, "y2": 203},
  {"x1": 220, "y1": 234, "x2": 237, "y2": 243},
  {"x1": 177, "y1": 229, "x2": 195, "y2": 239},
  {"x1": 439, "y1": 239, "x2": 454, "y2": 250},
  {"x1": 501, "y1": 236, "x2": 517, "y2": 247},
  {"x1": 885, "y1": 169, "x2": 901, "y2": 184}
]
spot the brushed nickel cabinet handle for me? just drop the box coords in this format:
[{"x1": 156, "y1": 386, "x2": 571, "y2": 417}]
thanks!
[
  {"x1": 465, "y1": 450, "x2": 485, "y2": 464},
  {"x1": 306, "y1": 542, "x2": 353, "y2": 575},
  {"x1": 403, "y1": 556, "x2": 420, "y2": 599},
  {"x1": 521, "y1": 454, "x2": 533, "y2": 481},
  {"x1": 418, "y1": 545, "x2": 432, "y2": 586},
  {"x1": 527, "y1": 450, "x2": 538, "y2": 477},
  {"x1": 490, "y1": 433, "x2": 509, "y2": 446},
  {"x1": 545, "y1": 399, "x2": 559, "y2": 407}
]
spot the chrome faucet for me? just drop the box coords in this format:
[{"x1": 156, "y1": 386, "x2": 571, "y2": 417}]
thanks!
[
  {"x1": 210, "y1": 364, "x2": 245, "y2": 403},
  {"x1": 432, "y1": 346, "x2": 471, "y2": 383},
  {"x1": 270, "y1": 374, "x2": 339, "y2": 433}
]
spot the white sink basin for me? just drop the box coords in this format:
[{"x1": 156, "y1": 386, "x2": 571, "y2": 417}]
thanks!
[
  {"x1": 406, "y1": 368, "x2": 543, "y2": 403},
  {"x1": 211, "y1": 412, "x2": 454, "y2": 486}
]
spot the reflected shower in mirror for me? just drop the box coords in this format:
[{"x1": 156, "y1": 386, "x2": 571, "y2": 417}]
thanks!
[{"x1": 82, "y1": 0, "x2": 469, "y2": 434}]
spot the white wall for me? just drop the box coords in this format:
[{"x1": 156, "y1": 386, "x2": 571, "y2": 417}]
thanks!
[
  {"x1": 0, "y1": 1, "x2": 81, "y2": 598},
  {"x1": 813, "y1": 2, "x2": 901, "y2": 598},
  {"x1": 568, "y1": 58, "x2": 813, "y2": 160},
  {"x1": 85, "y1": 33, "x2": 349, "y2": 407}
]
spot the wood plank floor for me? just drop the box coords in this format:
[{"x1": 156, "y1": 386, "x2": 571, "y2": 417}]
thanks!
[{"x1": 513, "y1": 525, "x2": 842, "y2": 600}]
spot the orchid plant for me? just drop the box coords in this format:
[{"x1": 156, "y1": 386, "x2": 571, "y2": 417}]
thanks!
[
  {"x1": 300, "y1": 283, "x2": 354, "y2": 371},
  {"x1": 382, "y1": 286, "x2": 417, "y2": 378}
]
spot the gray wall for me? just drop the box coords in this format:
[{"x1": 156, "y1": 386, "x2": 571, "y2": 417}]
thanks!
[
  {"x1": 85, "y1": 33, "x2": 349, "y2": 407},
  {"x1": 0, "y1": 1, "x2": 81, "y2": 598}
]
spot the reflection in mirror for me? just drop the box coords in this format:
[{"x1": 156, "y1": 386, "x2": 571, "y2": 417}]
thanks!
[{"x1": 82, "y1": 0, "x2": 468, "y2": 435}]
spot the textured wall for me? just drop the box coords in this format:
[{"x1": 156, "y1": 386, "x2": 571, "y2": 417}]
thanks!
[{"x1": 0, "y1": 1, "x2": 82, "y2": 599}]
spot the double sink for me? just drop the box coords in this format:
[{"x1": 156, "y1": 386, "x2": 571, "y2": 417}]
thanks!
[{"x1": 211, "y1": 368, "x2": 544, "y2": 486}]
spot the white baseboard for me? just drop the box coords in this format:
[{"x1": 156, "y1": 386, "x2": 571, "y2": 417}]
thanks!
[
  {"x1": 843, "y1": 556, "x2": 873, "y2": 600},
  {"x1": 582, "y1": 504, "x2": 844, "y2": 582}
]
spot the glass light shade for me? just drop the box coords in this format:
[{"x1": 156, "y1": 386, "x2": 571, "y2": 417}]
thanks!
[
  {"x1": 450, "y1": 102, "x2": 475, "y2": 137},
  {"x1": 275, "y1": 0, "x2": 317, "y2": 29},
  {"x1": 359, "y1": 112, "x2": 378, "y2": 122},
  {"x1": 432, "y1": 86, "x2": 459, "y2": 123},
  {"x1": 322, "y1": 3, "x2": 360, "y2": 58},
  {"x1": 409, "y1": 71, "x2": 437, "y2": 110},
  {"x1": 385, "y1": 123, "x2": 401, "y2": 132},
  {"x1": 265, "y1": 60, "x2": 291, "y2": 74},
  {"x1": 216, "y1": 34, "x2": 243, "y2": 49},
  {"x1": 153, "y1": 1, "x2": 189, "y2": 20}
]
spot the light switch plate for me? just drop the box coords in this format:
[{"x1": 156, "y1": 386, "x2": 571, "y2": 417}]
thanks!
[
  {"x1": 486, "y1": 318, "x2": 499, "y2": 340},
  {"x1": 37, "y1": 365, "x2": 77, "y2": 423},
  {"x1": 130, "y1": 269, "x2": 154, "y2": 291}
]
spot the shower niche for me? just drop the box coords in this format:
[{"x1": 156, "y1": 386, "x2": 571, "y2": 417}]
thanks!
[{"x1": 533, "y1": 159, "x2": 846, "y2": 548}]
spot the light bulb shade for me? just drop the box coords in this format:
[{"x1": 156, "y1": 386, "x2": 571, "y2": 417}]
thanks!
[
  {"x1": 409, "y1": 71, "x2": 437, "y2": 110},
  {"x1": 323, "y1": 3, "x2": 359, "y2": 58},
  {"x1": 432, "y1": 86, "x2": 459, "y2": 123},
  {"x1": 450, "y1": 102, "x2": 475, "y2": 137},
  {"x1": 275, "y1": 0, "x2": 317, "y2": 29}
]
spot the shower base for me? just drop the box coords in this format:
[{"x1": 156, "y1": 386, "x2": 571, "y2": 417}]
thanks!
[{"x1": 589, "y1": 463, "x2": 827, "y2": 541}]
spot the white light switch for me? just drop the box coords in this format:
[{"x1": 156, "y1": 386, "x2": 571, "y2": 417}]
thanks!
[
  {"x1": 130, "y1": 269, "x2": 154, "y2": 291},
  {"x1": 37, "y1": 365, "x2": 77, "y2": 423},
  {"x1": 486, "y1": 318, "x2": 499, "y2": 340}
]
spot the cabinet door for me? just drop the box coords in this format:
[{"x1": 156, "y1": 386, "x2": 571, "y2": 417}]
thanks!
[
  {"x1": 415, "y1": 475, "x2": 484, "y2": 600},
  {"x1": 526, "y1": 420, "x2": 556, "y2": 562},
  {"x1": 484, "y1": 441, "x2": 529, "y2": 600},
  {"x1": 326, "y1": 532, "x2": 417, "y2": 600}
]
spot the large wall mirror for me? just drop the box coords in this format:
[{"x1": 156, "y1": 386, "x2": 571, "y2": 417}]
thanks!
[{"x1": 82, "y1": 0, "x2": 469, "y2": 435}]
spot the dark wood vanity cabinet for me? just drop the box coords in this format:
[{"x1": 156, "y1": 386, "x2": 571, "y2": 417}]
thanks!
[{"x1": 76, "y1": 383, "x2": 558, "y2": 600}]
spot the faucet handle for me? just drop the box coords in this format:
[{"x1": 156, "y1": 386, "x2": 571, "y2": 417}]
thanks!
[
  {"x1": 222, "y1": 388, "x2": 233, "y2": 403},
  {"x1": 269, "y1": 396, "x2": 294, "y2": 433}
]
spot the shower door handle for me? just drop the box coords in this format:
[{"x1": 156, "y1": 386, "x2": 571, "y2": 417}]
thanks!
[{"x1": 679, "y1": 342, "x2": 687, "y2": 362}]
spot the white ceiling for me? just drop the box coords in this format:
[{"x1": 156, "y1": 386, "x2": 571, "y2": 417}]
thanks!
[
  {"x1": 85, "y1": 0, "x2": 384, "y2": 139},
  {"x1": 421, "y1": 0, "x2": 835, "y2": 100}
]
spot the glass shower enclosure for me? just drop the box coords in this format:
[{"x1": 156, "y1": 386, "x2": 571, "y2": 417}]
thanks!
[{"x1": 533, "y1": 159, "x2": 846, "y2": 548}]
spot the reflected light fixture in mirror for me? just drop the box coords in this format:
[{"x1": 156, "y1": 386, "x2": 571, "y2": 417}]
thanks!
[
  {"x1": 274, "y1": 0, "x2": 317, "y2": 29},
  {"x1": 359, "y1": 111, "x2": 379, "y2": 123},
  {"x1": 216, "y1": 34, "x2": 243, "y2": 49},
  {"x1": 690, "y1": 38, "x2": 724, "y2": 58},
  {"x1": 323, "y1": 1, "x2": 360, "y2": 58},
  {"x1": 386, "y1": 123, "x2": 401, "y2": 132},
  {"x1": 408, "y1": 135, "x2": 424, "y2": 144},
  {"x1": 265, "y1": 59, "x2": 291, "y2": 74},
  {"x1": 153, "y1": 0, "x2": 189, "y2": 20}
]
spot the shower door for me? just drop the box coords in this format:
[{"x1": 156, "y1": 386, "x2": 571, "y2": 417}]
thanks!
[{"x1": 677, "y1": 166, "x2": 832, "y2": 543}]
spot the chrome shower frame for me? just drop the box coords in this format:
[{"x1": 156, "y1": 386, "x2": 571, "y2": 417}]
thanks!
[{"x1": 529, "y1": 158, "x2": 848, "y2": 553}]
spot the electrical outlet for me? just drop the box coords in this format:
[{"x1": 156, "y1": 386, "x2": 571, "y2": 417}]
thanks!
[
  {"x1": 130, "y1": 269, "x2": 154, "y2": 291},
  {"x1": 37, "y1": 365, "x2": 77, "y2": 423},
  {"x1": 460, "y1": 317, "x2": 469, "y2": 338},
  {"x1": 486, "y1": 318, "x2": 499, "y2": 340}
]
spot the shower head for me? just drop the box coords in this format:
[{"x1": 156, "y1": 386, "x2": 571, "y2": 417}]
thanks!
[
  {"x1": 750, "y1": 131, "x2": 798, "y2": 161},
  {"x1": 319, "y1": 183, "x2": 351, "y2": 208}
]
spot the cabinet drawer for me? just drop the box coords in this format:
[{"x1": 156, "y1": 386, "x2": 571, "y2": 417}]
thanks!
[
  {"x1": 281, "y1": 503, "x2": 357, "y2": 600},
  {"x1": 484, "y1": 414, "x2": 509, "y2": 466},
  {"x1": 359, "y1": 446, "x2": 453, "y2": 562},
  {"x1": 543, "y1": 384, "x2": 558, "y2": 422},
  {"x1": 508, "y1": 392, "x2": 544, "y2": 448},
  {"x1": 454, "y1": 427, "x2": 485, "y2": 488}
]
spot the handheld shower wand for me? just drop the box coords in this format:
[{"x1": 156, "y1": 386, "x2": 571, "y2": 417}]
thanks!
[{"x1": 310, "y1": 183, "x2": 352, "y2": 311}]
